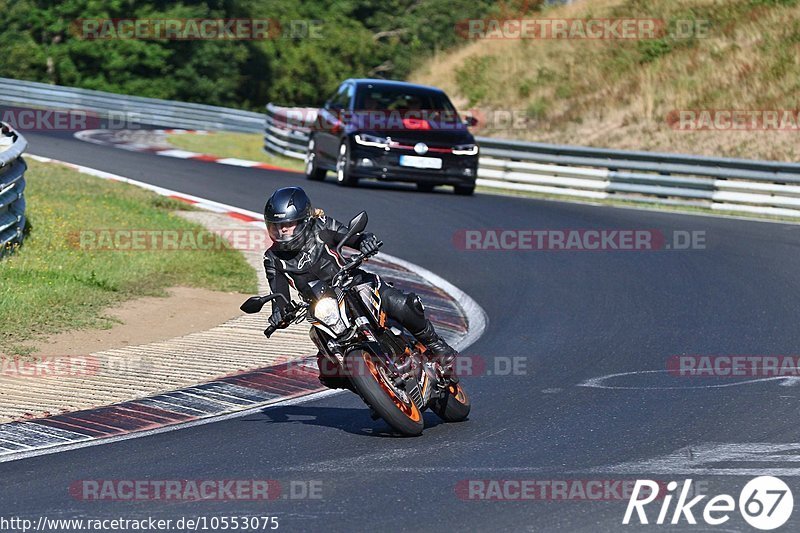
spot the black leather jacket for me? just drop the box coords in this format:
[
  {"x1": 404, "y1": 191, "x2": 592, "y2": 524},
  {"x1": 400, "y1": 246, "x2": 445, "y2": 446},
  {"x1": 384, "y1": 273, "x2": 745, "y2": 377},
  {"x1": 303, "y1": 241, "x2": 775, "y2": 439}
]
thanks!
[{"x1": 263, "y1": 213, "x2": 373, "y2": 312}]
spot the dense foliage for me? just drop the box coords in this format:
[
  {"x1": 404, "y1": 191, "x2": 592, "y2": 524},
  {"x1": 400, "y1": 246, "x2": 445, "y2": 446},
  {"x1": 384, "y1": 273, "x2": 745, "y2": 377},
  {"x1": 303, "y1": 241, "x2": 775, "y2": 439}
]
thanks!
[{"x1": 0, "y1": 0, "x2": 498, "y2": 109}]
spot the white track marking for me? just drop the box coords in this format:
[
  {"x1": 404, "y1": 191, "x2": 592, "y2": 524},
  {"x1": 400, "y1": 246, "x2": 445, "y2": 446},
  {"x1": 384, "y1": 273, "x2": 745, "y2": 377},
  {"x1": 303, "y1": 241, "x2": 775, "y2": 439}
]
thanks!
[
  {"x1": 216, "y1": 158, "x2": 261, "y2": 167},
  {"x1": 578, "y1": 369, "x2": 800, "y2": 390},
  {"x1": 590, "y1": 443, "x2": 800, "y2": 476},
  {"x1": 154, "y1": 149, "x2": 199, "y2": 158}
]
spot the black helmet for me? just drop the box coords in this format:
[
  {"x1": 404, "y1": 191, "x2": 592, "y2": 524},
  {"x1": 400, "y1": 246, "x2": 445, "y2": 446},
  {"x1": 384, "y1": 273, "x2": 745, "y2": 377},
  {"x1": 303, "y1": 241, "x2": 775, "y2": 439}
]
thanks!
[{"x1": 264, "y1": 187, "x2": 313, "y2": 250}]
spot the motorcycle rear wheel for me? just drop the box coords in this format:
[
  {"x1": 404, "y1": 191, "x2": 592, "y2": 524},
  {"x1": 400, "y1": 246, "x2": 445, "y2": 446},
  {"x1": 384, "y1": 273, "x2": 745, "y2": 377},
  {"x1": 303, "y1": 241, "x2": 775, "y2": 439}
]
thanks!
[{"x1": 345, "y1": 349, "x2": 424, "y2": 436}]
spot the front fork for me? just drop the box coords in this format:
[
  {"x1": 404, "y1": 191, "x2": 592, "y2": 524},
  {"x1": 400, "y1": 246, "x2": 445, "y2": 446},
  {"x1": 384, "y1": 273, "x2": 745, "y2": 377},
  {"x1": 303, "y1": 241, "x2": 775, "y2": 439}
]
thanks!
[{"x1": 309, "y1": 294, "x2": 446, "y2": 406}]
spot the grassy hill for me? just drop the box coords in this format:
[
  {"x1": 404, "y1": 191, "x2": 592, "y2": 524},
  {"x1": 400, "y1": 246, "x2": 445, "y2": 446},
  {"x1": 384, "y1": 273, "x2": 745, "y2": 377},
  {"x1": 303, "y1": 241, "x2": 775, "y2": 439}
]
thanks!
[{"x1": 410, "y1": 0, "x2": 800, "y2": 161}]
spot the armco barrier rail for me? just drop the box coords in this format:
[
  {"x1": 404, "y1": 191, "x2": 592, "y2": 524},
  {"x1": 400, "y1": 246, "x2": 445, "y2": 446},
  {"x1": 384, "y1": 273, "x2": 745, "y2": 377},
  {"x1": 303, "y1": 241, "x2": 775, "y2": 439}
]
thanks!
[
  {"x1": 264, "y1": 103, "x2": 317, "y2": 159},
  {"x1": 264, "y1": 103, "x2": 800, "y2": 218},
  {"x1": 0, "y1": 123, "x2": 27, "y2": 256},
  {"x1": 0, "y1": 77, "x2": 264, "y2": 133}
]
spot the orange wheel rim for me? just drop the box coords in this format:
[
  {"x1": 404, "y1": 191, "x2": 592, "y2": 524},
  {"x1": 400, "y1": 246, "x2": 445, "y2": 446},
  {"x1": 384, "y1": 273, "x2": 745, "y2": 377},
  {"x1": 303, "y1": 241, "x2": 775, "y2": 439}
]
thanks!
[
  {"x1": 363, "y1": 353, "x2": 421, "y2": 422},
  {"x1": 449, "y1": 383, "x2": 467, "y2": 403}
]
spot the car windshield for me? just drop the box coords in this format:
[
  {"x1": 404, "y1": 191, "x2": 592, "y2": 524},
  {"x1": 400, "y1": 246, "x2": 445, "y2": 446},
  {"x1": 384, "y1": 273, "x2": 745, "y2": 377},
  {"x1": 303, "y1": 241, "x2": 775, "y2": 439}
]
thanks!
[{"x1": 355, "y1": 85, "x2": 459, "y2": 119}]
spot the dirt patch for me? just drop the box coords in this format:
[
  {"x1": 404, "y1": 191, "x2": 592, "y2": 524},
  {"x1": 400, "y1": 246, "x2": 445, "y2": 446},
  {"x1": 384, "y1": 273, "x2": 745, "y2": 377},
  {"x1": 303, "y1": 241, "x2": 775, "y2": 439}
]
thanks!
[{"x1": 30, "y1": 287, "x2": 248, "y2": 356}]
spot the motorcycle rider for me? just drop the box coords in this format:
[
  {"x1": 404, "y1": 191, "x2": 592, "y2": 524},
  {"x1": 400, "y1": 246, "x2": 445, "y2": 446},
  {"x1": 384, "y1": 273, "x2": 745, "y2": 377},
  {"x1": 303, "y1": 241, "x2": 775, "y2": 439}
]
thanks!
[{"x1": 262, "y1": 186, "x2": 458, "y2": 388}]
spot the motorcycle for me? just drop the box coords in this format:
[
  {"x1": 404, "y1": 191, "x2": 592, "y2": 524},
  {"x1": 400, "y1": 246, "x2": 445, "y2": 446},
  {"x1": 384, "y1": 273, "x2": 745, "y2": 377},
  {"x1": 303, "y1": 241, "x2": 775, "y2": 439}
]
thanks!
[{"x1": 241, "y1": 211, "x2": 470, "y2": 436}]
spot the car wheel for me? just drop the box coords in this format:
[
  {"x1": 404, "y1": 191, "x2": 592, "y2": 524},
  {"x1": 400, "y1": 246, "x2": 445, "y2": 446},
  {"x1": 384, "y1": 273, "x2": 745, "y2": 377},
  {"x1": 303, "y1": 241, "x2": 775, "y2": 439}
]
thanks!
[
  {"x1": 336, "y1": 141, "x2": 358, "y2": 187},
  {"x1": 453, "y1": 184, "x2": 475, "y2": 196},
  {"x1": 416, "y1": 183, "x2": 435, "y2": 193},
  {"x1": 305, "y1": 137, "x2": 326, "y2": 181}
]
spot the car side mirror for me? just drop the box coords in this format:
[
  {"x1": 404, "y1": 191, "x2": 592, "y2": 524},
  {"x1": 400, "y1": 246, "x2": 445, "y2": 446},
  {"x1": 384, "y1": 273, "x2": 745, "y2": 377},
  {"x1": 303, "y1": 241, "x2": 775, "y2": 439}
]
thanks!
[{"x1": 463, "y1": 115, "x2": 479, "y2": 127}]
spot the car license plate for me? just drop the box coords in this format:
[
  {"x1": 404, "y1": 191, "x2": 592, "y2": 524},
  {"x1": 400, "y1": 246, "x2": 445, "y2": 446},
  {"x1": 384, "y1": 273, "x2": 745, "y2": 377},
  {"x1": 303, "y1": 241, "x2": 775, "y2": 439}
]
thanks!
[{"x1": 399, "y1": 155, "x2": 442, "y2": 169}]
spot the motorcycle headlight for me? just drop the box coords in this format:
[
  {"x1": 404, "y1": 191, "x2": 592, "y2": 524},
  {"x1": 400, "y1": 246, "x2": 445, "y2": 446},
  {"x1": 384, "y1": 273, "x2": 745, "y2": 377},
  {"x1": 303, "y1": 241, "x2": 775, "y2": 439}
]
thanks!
[
  {"x1": 313, "y1": 297, "x2": 341, "y2": 327},
  {"x1": 452, "y1": 144, "x2": 478, "y2": 156}
]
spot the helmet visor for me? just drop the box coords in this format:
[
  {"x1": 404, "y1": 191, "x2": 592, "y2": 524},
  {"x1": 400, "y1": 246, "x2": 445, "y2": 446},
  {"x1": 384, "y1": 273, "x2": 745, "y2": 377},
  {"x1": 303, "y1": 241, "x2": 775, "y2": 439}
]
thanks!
[{"x1": 267, "y1": 218, "x2": 308, "y2": 243}]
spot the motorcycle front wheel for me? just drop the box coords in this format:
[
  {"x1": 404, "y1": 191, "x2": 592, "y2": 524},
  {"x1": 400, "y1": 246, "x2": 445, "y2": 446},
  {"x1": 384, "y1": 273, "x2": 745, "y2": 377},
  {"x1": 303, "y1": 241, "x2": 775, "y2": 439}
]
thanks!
[
  {"x1": 432, "y1": 381, "x2": 471, "y2": 422},
  {"x1": 345, "y1": 349, "x2": 424, "y2": 437}
]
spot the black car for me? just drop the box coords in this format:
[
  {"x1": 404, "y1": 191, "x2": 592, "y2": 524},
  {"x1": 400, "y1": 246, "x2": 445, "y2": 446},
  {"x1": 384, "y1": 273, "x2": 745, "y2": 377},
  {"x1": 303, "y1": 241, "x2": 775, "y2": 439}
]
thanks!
[{"x1": 304, "y1": 79, "x2": 479, "y2": 195}]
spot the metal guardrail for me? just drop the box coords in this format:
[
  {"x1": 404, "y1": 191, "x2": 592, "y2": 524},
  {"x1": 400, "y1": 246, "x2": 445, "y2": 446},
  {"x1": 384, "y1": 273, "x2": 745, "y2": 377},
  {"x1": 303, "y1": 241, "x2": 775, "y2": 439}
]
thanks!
[
  {"x1": 0, "y1": 77, "x2": 265, "y2": 133},
  {"x1": 264, "y1": 103, "x2": 800, "y2": 218},
  {"x1": 0, "y1": 123, "x2": 27, "y2": 256},
  {"x1": 264, "y1": 103, "x2": 317, "y2": 159}
]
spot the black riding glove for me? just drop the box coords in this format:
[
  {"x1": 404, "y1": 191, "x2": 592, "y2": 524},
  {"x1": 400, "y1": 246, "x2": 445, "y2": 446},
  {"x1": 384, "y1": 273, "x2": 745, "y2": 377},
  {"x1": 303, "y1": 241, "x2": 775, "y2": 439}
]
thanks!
[
  {"x1": 359, "y1": 234, "x2": 381, "y2": 255},
  {"x1": 268, "y1": 306, "x2": 286, "y2": 328}
]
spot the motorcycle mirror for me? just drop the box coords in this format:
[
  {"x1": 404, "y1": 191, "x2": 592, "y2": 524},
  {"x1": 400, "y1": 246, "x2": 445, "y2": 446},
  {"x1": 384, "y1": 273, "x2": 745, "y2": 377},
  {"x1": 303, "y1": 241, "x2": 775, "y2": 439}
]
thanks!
[
  {"x1": 240, "y1": 293, "x2": 288, "y2": 314},
  {"x1": 240, "y1": 296, "x2": 267, "y2": 314},
  {"x1": 335, "y1": 211, "x2": 368, "y2": 254}
]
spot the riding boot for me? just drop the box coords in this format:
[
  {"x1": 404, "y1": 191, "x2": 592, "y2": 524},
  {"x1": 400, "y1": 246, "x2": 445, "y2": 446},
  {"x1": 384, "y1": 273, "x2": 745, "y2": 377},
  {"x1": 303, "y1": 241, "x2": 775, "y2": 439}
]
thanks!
[{"x1": 412, "y1": 320, "x2": 458, "y2": 379}]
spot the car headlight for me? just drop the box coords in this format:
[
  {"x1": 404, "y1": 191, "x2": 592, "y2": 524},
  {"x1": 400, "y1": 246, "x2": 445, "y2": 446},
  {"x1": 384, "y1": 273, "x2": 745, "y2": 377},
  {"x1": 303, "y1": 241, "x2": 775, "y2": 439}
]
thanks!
[
  {"x1": 452, "y1": 144, "x2": 478, "y2": 156},
  {"x1": 313, "y1": 297, "x2": 341, "y2": 327},
  {"x1": 355, "y1": 134, "x2": 390, "y2": 149}
]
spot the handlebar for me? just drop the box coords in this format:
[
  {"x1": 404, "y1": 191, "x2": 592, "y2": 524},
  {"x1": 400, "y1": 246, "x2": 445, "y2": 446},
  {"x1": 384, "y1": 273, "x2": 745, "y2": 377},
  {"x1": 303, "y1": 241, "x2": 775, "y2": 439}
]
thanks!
[
  {"x1": 263, "y1": 300, "x2": 306, "y2": 338},
  {"x1": 332, "y1": 242, "x2": 382, "y2": 286},
  {"x1": 263, "y1": 241, "x2": 383, "y2": 338}
]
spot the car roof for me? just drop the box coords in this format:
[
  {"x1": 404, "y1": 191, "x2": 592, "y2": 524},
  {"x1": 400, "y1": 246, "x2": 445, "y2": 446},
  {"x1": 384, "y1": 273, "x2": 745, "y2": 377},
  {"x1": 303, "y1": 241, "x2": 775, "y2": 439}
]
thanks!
[{"x1": 345, "y1": 78, "x2": 445, "y2": 94}]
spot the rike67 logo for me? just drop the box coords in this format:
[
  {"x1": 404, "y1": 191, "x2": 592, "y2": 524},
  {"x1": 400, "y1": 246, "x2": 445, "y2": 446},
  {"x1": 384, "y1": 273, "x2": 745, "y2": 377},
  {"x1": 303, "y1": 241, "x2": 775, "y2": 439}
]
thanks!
[{"x1": 623, "y1": 476, "x2": 793, "y2": 530}]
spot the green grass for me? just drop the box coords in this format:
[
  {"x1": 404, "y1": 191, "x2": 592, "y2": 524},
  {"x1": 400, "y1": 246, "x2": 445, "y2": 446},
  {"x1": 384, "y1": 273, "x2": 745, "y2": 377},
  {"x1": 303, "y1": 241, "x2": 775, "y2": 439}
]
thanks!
[
  {"x1": 167, "y1": 131, "x2": 306, "y2": 172},
  {"x1": 0, "y1": 160, "x2": 257, "y2": 355}
]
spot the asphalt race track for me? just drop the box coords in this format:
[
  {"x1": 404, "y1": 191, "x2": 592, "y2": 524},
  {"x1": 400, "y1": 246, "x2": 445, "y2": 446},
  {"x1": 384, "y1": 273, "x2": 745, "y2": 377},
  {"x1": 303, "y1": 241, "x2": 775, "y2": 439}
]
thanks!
[{"x1": 4, "y1": 129, "x2": 800, "y2": 532}]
